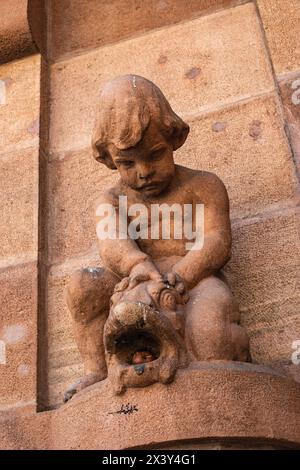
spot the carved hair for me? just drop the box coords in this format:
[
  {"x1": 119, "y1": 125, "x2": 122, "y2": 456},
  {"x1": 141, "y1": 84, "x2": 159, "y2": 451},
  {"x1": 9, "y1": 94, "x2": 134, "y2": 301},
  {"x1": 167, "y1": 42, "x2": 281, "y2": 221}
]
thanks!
[{"x1": 92, "y1": 74, "x2": 189, "y2": 169}]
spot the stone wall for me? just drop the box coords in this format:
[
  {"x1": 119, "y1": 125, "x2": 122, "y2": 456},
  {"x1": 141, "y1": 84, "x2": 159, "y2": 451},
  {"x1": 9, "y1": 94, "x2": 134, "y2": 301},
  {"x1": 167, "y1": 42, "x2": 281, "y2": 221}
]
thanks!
[
  {"x1": 0, "y1": 54, "x2": 40, "y2": 412},
  {"x1": 0, "y1": 0, "x2": 36, "y2": 64},
  {"x1": 0, "y1": 0, "x2": 299, "y2": 417}
]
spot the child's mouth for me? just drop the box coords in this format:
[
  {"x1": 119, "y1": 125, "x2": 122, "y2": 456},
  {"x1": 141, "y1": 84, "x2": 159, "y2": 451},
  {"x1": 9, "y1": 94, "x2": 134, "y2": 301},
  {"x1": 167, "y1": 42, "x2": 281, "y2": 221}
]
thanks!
[{"x1": 137, "y1": 183, "x2": 159, "y2": 192}]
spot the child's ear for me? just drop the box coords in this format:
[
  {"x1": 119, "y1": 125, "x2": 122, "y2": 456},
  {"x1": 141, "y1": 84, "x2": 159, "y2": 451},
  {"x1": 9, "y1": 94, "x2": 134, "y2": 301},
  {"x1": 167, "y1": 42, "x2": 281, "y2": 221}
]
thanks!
[
  {"x1": 171, "y1": 122, "x2": 190, "y2": 150},
  {"x1": 95, "y1": 153, "x2": 117, "y2": 170},
  {"x1": 92, "y1": 142, "x2": 117, "y2": 169}
]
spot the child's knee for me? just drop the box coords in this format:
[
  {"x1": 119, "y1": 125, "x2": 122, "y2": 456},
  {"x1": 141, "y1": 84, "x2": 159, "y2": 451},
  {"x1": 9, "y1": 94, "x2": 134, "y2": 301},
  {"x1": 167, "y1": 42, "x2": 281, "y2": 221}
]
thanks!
[
  {"x1": 67, "y1": 267, "x2": 102, "y2": 301},
  {"x1": 66, "y1": 267, "x2": 118, "y2": 323},
  {"x1": 199, "y1": 276, "x2": 240, "y2": 323}
]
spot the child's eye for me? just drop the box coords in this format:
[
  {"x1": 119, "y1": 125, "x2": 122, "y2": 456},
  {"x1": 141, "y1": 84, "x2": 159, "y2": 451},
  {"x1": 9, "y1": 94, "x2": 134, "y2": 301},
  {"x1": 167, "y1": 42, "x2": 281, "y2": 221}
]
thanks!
[{"x1": 121, "y1": 161, "x2": 134, "y2": 168}]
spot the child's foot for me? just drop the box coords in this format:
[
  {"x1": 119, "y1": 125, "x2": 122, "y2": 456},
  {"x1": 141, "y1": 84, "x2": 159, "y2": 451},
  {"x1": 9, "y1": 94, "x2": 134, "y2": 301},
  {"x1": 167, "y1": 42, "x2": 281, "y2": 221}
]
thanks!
[{"x1": 63, "y1": 372, "x2": 105, "y2": 403}]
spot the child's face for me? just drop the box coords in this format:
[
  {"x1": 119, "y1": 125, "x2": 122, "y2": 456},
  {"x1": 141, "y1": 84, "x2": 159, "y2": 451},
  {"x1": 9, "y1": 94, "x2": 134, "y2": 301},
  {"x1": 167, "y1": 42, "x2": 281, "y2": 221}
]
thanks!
[{"x1": 108, "y1": 122, "x2": 175, "y2": 198}]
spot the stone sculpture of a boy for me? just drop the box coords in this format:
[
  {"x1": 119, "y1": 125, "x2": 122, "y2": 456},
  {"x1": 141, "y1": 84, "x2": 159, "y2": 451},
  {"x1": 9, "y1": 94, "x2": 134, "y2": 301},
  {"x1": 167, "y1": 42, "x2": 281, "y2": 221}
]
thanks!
[{"x1": 64, "y1": 75, "x2": 249, "y2": 401}]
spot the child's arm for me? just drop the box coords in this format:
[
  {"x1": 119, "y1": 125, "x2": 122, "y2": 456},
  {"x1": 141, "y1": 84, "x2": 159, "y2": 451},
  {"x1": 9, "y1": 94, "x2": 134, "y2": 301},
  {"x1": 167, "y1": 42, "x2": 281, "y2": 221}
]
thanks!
[
  {"x1": 95, "y1": 190, "x2": 162, "y2": 283},
  {"x1": 172, "y1": 173, "x2": 231, "y2": 290}
]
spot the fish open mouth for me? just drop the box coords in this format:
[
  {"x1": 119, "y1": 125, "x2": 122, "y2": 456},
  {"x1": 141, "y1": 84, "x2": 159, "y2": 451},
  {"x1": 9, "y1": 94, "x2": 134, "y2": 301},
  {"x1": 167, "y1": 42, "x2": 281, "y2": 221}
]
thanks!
[
  {"x1": 113, "y1": 330, "x2": 160, "y2": 366},
  {"x1": 104, "y1": 300, "x2": 188, "y2": 394}
]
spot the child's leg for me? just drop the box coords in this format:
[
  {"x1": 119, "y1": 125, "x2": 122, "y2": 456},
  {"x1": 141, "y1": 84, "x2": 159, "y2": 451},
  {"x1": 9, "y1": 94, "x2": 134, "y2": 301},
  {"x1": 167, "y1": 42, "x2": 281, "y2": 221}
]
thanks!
[
  {"x1": 64, "y1": 267, "x2": 119, "y2": 401},
  {"x1": 184, "y1": 275, "x2": 249, "y2": 361}
]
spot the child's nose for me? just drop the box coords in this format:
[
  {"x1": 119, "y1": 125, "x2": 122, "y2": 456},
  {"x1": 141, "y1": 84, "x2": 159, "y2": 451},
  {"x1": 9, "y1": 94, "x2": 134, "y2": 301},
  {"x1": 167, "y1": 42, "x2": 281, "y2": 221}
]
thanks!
[{"x1": 137, "y1": 164, "x2": 154, "y2": 180}]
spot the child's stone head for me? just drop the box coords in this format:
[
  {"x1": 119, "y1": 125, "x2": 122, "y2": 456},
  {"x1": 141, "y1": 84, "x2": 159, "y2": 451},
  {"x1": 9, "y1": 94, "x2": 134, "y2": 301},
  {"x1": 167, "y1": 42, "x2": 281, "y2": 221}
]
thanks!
[{"x1": 92, "y1": 75, "x2": 189, "y2": 197}]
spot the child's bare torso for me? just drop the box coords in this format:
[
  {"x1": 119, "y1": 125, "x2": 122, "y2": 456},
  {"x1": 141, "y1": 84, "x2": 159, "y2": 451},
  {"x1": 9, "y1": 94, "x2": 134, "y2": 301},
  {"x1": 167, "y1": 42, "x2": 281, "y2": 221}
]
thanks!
[{"x1": 106, "y1": 165, "x2": 221, "y2": 261}]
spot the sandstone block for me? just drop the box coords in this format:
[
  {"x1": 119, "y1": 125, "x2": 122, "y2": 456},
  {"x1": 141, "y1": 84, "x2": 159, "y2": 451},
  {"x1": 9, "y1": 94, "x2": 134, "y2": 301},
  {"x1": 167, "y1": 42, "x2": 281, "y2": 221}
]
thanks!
[
  {"x1": 0, "y1": 55, "x2": 40, "y2": 152},
  {"x1": 49, "y1": 0, "x2": 246, "y2": 61},
  {"x1": 0, "y1": 147, "x2": 38, "y2": 265},
  {"x1": 47, "y1": 149, "x2": 118, "y2": 264},
  {"x1": 0, "y1": 0, "x2": 35, "y2": 64},
  {"x1": 48, "y1": 3, "x2": 273, "y2": 155},
  {"x1": 178, "y1": 93, "x2": 297, "y2": 219},
  {"x1": 0, "y1": 263, "x2": 37, "y2": 408},
  {"x1": 257, "y1": 0, "x2": 300, "y2": 76},
  {"x1": 225, "y1": 211, "x2": 300, "y2": 366}
]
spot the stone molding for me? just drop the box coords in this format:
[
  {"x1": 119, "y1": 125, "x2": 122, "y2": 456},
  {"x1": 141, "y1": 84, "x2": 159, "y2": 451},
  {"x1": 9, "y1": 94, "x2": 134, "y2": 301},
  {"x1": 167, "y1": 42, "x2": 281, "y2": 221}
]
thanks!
[{"x1": 1, "y1": 363, "x2": 300, "y2": 449}]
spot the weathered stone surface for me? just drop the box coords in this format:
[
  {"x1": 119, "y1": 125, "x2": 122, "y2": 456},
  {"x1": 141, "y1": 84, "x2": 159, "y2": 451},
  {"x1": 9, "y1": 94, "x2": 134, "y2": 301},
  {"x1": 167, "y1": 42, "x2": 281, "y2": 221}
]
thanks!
[
  {"x1": 50, "y1": 364, "x2": 300, "y2": 449},
  {"x1": 0, "y1": 410, "x2": 50, "y2": 449},
  {"x1": 248, "y1": 296, "x2": 300, "y2": 365},
  {"x1": 227, "y1": 211, "x2": 299, "y2": 312},
  {"x1": 0, "y1": 262, "x2": 37, "y2": 408},
  {"x1": 1, "y1": 364, "x2": 300, "y2": 449},
  {"x1": 225, "y1": 210, "x2": 300, "y2": 366},
  {"x1": 48, "y1": 3, "x2": 273, "y2": 155},
  {"x1": 0, "y1": 0, "x2": 36, "y2": 64},
  {"x1": 27, "y1": 0, "x2": 48, "y2": 59},
  {"x1": 0, "y1": 55, "x2": 40, "y2": 152},
  {"x1": 257, "y1": 0, "x2": 300, "y2": 76},
  {"x1": 279, "y1": 74, "x2": 300, "y2": 176},
  {"x1": 47, "y1": 150, "x2": 118, "y2": 264},
  {"x1": 0, "y1": 147, "x2": 38, "y2": 265},
  {"x1": 179, "y1": 93, "x2": 298, "y2": 219},
  {"x1": 27, "y1": 0, "x2": 249, "y2": 62}
]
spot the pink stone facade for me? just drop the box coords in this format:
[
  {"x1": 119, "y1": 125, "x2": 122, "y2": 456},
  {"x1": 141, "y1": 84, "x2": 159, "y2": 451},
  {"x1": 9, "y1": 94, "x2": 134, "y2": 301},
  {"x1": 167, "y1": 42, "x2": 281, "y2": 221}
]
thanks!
[{"x1": 0, "y1": 0, "x2": 299, "y2": 449}]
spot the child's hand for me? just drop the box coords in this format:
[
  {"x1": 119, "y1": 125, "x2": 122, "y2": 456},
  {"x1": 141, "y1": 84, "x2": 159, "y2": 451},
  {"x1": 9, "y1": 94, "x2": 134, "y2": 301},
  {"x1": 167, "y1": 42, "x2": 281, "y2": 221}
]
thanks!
[{"x1": 128, "y1": 260, "x2": 163, "y2": 290}]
